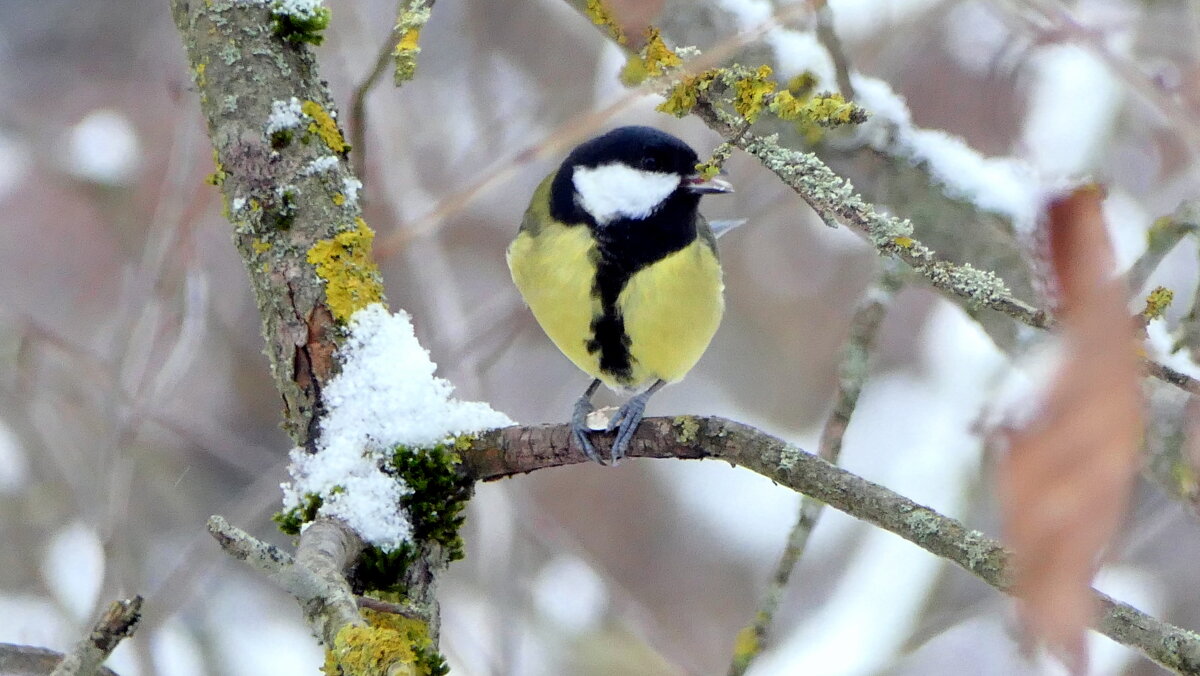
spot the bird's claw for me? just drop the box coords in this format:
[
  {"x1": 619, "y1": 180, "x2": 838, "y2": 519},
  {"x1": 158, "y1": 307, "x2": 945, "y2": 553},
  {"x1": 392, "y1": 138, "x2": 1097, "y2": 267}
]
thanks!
[
  {"x1": 606, "y1": 397, "x2": 647, "y2": 465},
  {"x1": 572, "y1": 388, "x2": 605, "y2": 465}
]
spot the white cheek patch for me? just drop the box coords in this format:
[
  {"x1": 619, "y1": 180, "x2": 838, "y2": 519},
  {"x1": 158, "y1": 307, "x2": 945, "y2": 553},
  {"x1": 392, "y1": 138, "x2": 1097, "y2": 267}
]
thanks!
[{"x1": 572, "y1": 163, "x2": 681, "y2": 225}]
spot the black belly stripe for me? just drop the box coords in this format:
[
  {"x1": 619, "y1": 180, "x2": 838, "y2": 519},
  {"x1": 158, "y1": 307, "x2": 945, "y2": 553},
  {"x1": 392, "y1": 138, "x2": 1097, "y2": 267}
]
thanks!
[
  {"x1": 587, "y1": 258, "x2": 636, "y2": 383},
  {"x1": 584, "y1": 202, "x2": 703, "y2": 384},
  {"x1": 547, "y1": 166, "x2": 706, "y2": 385}
]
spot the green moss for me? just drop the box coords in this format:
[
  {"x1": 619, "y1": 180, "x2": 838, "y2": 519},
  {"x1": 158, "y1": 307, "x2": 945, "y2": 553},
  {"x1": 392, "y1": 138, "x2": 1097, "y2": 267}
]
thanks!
[
  {"x1": 300, "y1": 100, "x2": 350, "y2": 155},
  {"x1": 272, "y1": 187, "x2": 298, "y2": 229},
  {"x1": 305, "y1": 218, "x2": 386, "y2": 322},
  {"x1": 390, "y1": 441, "x2": 473, "y2": 562},
  {"x1": 353, "y1": 439, "x2": 474, "y2": 595},
  {"x1": 270, "y1": 128, "x2": 294, "y2": 149},
  {"x1": 356, "y1": 544, "x2": 419, "y2": 595},
  {"x1": 272, "y1": 2, "x2": 331, "y2": 45},
  {"x1": 273, "y1": 492, "x2": 323, "y2": 535}
]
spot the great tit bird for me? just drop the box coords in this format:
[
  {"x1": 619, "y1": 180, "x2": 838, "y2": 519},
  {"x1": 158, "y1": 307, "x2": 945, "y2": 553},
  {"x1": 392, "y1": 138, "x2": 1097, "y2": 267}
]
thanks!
[{"x1": 507, "y1": 126, "x2": 732, "y2": 465}]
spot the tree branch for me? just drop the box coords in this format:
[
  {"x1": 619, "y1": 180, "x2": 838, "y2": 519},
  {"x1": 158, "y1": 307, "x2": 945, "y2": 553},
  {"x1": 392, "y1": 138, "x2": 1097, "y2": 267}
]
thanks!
[
  {"x1": 208, "y1": 516, "x2": 366, "y2": 647},
  {"x1": 463, "y1": 418, "x2": 1200, "y2": 674},
  {"x1": 48, "y1": 597, "x2": 143, "y2": 676}
]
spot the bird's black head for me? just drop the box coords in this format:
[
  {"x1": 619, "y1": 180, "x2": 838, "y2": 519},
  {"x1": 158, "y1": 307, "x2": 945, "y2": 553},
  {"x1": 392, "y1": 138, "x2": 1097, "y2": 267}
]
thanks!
[{"x1": 548, "y1": 126, "x2": 729, "y2": 228}]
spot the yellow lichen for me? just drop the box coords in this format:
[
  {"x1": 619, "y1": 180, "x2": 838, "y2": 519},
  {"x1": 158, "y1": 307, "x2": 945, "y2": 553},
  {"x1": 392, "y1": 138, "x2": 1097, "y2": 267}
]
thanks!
[
  {"x1": 656, "y1": 69, "x2": 719, "y2": 117},
  {"x1": 585, "y1": 0, "x2": 626, "y2": 44},
  {"x1": 785, "y1": 72, "x2": 817, "y2": 98},
  {"x1": 306, "y1": 218, "x2": 385, "y2": 322},
  {"x1": 251, "y1": 238, "x2": 271, "y2": 254},
  {"x1": 694, "y1": 142, "x2": 733, "y2": 181},
  {"x1": 195, "y1": 60, "x2": 208, "y2": 89},
  {"x1": 731, "y1": 625, "x2": 759, "y2": 664},
  {"x1": 675, "y1": 416, "x2": 700, "y2": 444},
  {"x1": 397, "y1": 27, "x2": 421, "y2": 52},
  {"x1": 332, "y1": 193, "x2": 346, "y2": 206},
  {"x1": 642, "y1": 27, "x2": 681, "y2": 76},
  {"x1": 804, "y1": 93, "x2": 867, "y2": 126},
  {"x1": 325, "y1": 625, "x2": 418, "y2": 676},
  {"x1": 1142, "y1": 286, "x2": 1174, "y2": 321},
  {"x1": 393, "y1": 28, "x2": 422, "y2": 83},
  {"x1": 893, "y1": 236, "x2": 915, "y2": 249},
  {"x1": 301, "y1": 100, "x2": 349, "y2": 155},
  {"x1": 733, "y1": 65, "x2": 775, "y2": 123},
  {"x1": 206, "y1": 149, "x2": 227, "y2": 187}
]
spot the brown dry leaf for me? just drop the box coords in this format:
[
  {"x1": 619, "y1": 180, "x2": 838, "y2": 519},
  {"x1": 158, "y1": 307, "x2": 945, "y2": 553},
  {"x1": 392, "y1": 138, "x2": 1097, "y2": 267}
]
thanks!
[{"x1": 999, "y1": 186, "x2": 1143, "y2": 671}]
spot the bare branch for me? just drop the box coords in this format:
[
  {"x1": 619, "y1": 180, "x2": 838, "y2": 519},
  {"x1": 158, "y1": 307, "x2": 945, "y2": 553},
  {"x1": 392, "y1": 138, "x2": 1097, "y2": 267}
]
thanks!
[
  {"x1": 208, "y1": 515, "x2": 367, "y2": 646},
  {"x1": 463, "y1": 418, "x2": 1200, "y2": 674},
  {"x1": 0, "y1": 645, "x2": 119, "y2": 676},
  {"x1": 48, "y1": 597, "x2": 143, "y2": 676}
]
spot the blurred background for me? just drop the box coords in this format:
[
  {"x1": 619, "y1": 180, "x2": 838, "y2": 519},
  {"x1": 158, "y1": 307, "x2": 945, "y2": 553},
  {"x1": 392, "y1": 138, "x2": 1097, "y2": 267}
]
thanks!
[{"x1": 2, "y1": 0, "x2": 1200, "y2": 673}]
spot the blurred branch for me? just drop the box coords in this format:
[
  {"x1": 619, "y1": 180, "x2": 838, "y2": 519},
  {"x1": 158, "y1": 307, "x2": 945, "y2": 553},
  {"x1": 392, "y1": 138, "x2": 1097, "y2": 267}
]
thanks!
[
  {"x1": 350, "y1": 0, "x2": 434, "y2": 177},
  {"x1": 464, "y1": 418, "x2": 1200, "y2": 674},
  {"x1": 728, "y1": 281, "x2": 892, "y2": 676},
  {"x1": 812, "y1": 0, "x2": 854, "y2": 99},
  {"x1": 349, "y1": 3, "x2": 406, "y2": 177},
  {"x1": 1127, "y1": 201, "x2": 1200, "y2": 294},
  {"x1": 0, "y1": 646, "x2": 119, "y2": 676},
  {"x1": 41, "y1": 597, "x2": 143, "y2": 676}
]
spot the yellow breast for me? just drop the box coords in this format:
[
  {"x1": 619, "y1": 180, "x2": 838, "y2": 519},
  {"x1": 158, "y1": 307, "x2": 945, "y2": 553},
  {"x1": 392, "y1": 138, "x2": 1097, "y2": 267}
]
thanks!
[
  {"x1": 507, "y1": 222, "x2": 604, "y2": 381},
  {"x1": 508, "y1": 224, "x2": 723, "y2": 391},
  {"x1": 617, "y1": 240, "x2": 724, "y2": 386}
]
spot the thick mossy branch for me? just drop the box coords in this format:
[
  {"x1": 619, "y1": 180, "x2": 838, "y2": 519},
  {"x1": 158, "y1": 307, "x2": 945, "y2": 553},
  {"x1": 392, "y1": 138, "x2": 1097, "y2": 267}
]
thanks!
[
  {"x1": 463, "y1": 418, "x2": 1200, "y2": 675},
  {"x1": 171, "y1": 0, "x2": 386, "y2": 445}
]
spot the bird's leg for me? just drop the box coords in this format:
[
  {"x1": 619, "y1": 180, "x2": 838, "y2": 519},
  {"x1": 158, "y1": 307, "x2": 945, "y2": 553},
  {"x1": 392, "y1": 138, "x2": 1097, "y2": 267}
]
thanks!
[
  {"x1": 571, "y1": 379, "x2": 604, "y2": 465},
  {"x1": 607, "y1": 380, "x2": 665, "y2": 464}
]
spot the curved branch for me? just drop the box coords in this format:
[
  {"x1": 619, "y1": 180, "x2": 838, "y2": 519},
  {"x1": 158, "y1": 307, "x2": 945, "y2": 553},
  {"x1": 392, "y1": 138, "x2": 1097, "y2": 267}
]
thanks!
[
  {"x1": 464, "y1": 417, "x2": 1200, "y2": 674},
  {"x1": 208, "y1": 516, "x2": 366, "y2": 646}
]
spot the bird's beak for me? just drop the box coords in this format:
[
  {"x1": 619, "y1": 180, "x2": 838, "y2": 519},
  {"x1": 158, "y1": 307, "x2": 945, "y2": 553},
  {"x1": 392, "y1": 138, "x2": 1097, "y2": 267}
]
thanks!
[{"x1": 684, "y1": 173, "x2": 734, "y2": 194}]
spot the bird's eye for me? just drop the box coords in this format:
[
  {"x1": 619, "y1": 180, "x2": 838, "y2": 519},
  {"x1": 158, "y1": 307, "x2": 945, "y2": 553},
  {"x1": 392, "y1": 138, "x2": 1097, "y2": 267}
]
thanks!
[{"x1": 640, "y1": 156, "x2": 660, "y2": 171}]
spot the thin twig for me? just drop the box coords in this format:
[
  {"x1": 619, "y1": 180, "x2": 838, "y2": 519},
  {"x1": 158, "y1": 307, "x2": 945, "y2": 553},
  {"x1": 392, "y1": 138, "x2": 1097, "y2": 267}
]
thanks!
[
  {"x1": 349, "y1": 2, "x2": 406, "y2": 177},
  {"x1": 1126, "y1": 202, "x2": 1199, "y2": 294},
  {"x1": 49, "y1": 597, "x2": 144, "y2": 676},
  {"x1": 728, "y1": 282, "x2": 892, "y2": 676},
  {"x1": 464, "y1": 418, "x2": 1200, "y2": 675},
  {"x1": 813, "y1": 0, "x2": 854, "y2": 99}
]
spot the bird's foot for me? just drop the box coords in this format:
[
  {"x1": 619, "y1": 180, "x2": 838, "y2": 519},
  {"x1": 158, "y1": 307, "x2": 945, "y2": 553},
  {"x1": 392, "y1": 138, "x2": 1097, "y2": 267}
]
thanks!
[
  {"x1": 605, "y1": 400, "x2": 646, "y2": 465},
  {"x1": 572, "y1": 382, "x2": 604, "y2": 465}
]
